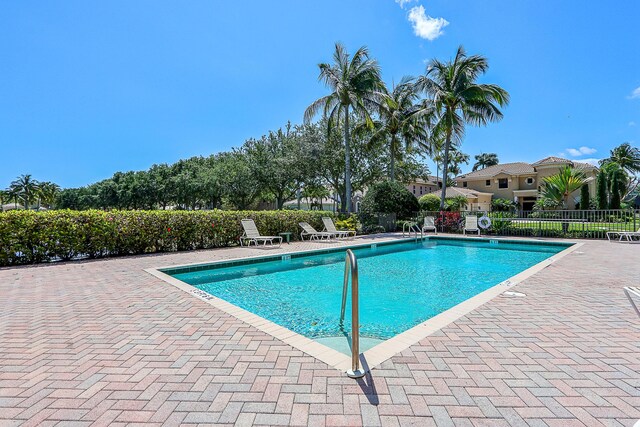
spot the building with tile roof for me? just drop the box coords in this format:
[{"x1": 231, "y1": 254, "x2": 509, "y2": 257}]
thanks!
[{"x1": 448, "y1": 157, "x2": 598, "y2": 211}]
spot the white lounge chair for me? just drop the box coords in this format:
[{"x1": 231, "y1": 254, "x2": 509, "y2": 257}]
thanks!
[
  {"x1": 240, "y1": 219, "x2": 282, "y2": 247},
  {"x1": 322, "y1": 217, "x2": 356, "y2": 240},
  {"x1": 422, "y1": 216, "x2": 437, "y2": 234},
  {"x1": 624, "y1": 287, "x2": 640, "y2": 318},
  {"x1": 607, "y1": 228, "x2": 640, "y2": 242},
  {"x1": 463, "y1": 216, "x2": 480, "y2": 236},
  {"x1": 299, "y1": 222, "x2": 334, "y2": 241}
]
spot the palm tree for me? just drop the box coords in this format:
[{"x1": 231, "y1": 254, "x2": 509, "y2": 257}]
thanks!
[
  {"x1": 414, "y1": 46, "x2": 509, "y2": 210},
  {"x1": 472, "y1": 153, "x2": 499, "y2": 171},
  {"x1": 600, "y1": 142, "x2": 640, "y2": 200},
  {"x1": 447, "y1": 150, "x2": 470, "y2": 180},
  {"x1": 600, "y1": 142, "x2": 640, "y2": 175},
  {"x1": 9, "y1": 174, "x2": 40, "y2": 209},
  {"x1": 304, "y1": 43, "x2": 384, "y2": 212},
  {"x1": 366, "y1": 78, "x2": 429, "y2": 181},
  {"x1": 540, "y1": 166, "x2": 588, "y2": 209},
  {"x1": 38, "y1": 182, "x2": 61, "y2": 209}
]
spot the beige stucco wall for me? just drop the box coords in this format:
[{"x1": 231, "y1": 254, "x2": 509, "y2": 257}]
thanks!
[
  {"x1": 406, "y1": 182, "x2": 439, "y2": 198},
  {"x1": 456, "y1": 164, "x2": 599, "y2": 210}
]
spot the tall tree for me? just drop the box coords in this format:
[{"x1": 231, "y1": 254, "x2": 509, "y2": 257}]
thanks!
[
  {"x1": 472, "y1": 153, "x2": 499, "y2": 171},
  {"x1": 9, "y1": 174, "x2": 40, "y2": 209},
  {"x1": 366, "y1": 78, "x2": 428, "y2": 181},
  {"x1": 596, "y1": 168, "x2": 608, "y2": 209},
  {"x1": 414, "y1": 46, "x2": 509, "y2": 210},
  {"x1": 600, "y1": 142, "x2": 640, "y2": 200},
  {"x1": 304, "y1": 43, "x2": 384, "y2": 212},
  {"x1": 38, "y1": 182, "x2": 61, "y2": 208},
  {"x1": 244, "y1": 124, "x2": 310, "y2": 209},
  {"x1": 579, "y1": 184, "x2": 590, "y2": 210}
]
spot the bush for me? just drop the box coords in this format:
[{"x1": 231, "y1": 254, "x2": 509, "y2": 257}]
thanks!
[
  {"x1": 0, "y1": 209, "x2": 334, "y2": 266},
  {"x1": 359, "y1": 181, "x2": 419, "y2": 226},
  {"x1": 444, "y1": 195, "x2": 468, "y2": 212},
  {"x1": 435, "y1": 212, "x2": 462, "y2": 232},
  {"x1": 491, "y1": 198, "x2": 517, "y2": 212},
  {"x1": 334, "y1": 214, "x2": 359, "y2": 231},
  {"x1": 418, "y1": 194, "x2": 441, "y2": 212}
]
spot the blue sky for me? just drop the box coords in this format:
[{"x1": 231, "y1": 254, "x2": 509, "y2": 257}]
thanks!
[{"x1": 1, "y1": 0, "x2": 639, "y2": 188}]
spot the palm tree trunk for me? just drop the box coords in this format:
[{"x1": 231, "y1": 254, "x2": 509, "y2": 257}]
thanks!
[
  {"x1": 439, "y1": 130, "x2": 452, "y2": 211},
  {"x1": 389, "y1": 136, "x2": 396, "y2": 181},
  {"x1": 344, "y1": 105, "x2": 352, "y2": 213}
]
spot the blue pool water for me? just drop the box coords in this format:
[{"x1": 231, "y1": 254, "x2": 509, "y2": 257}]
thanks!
[{"x1": 170, "y1": 238, "x2": 568, "y2": 344}]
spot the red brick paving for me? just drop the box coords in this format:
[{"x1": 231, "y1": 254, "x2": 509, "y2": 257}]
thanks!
[{"x1": 0, "y1": 237, "x2": 638, "y2": 426}]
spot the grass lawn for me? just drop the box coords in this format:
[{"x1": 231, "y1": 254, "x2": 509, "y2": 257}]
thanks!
[{"x1": 505, "y1": 219, "x2": 639, "y2": 232}]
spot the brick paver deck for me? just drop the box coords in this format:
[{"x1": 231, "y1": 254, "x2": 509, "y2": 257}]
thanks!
[{"x1": 1, "y1": 236, "x2": 638, "y2": 426}]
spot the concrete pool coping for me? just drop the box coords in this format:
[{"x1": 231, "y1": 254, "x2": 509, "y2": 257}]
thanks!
[{"x1": 144, "y1": 235, "x2": 584, "y2": 375}]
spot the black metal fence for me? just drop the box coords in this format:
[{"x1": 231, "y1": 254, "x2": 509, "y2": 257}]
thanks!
[{"x1": 409, "y1": 209, "x2": 640, "y2": 239}]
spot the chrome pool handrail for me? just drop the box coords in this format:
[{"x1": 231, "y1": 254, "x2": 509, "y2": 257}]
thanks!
[{"x1": 340, "y1": 249, "x2": 365, "y2": 378}]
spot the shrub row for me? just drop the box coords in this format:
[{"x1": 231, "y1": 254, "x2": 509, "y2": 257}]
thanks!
[{"x1": 0, "y1": 209, "x2": 334, "y2": 266}]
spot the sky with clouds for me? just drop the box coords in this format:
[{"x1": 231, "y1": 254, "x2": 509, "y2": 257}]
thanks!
[{"x1": 1, "y1": 0, "x2": 639, "y2": 187}]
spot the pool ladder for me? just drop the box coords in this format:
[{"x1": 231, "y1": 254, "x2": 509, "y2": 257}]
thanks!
[
  {"x1": 402, "y1": 221, "x2": 423, "y2": 242},
  {"x1": 340, "y1": 249, "x2": 366, "y2": 378}
]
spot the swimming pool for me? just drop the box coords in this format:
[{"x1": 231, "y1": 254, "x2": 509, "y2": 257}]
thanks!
[{"x1": 165, "y1": 237, "x2": 571, "y2": 353}]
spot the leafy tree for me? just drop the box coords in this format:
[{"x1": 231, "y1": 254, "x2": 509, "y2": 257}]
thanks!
[
  {"x1": 579, "y1": 184, "x2": 590, "y2": 210},
  {"x1": 217, "y1": 150, "x2": 262, "y2": 210},
  {"x1": 540, "y1": 166, "x2": 588, "y2": 209},
  {"x1": 596, "y1": 168, "x2": 608, "y2": 209},
  {"x1": 602, "y1": 162, "x2": 627, "y2": 209},
  {"x1": 418, "y1": 194, "x2": 441, "y2": 211},
  {"x1": 359, "y1": 180, "x2": 419, "y2": 225},
  {"x1": 472, "y1": 153, "x2": 499, "y2": 171},
  {"x1": 311, "y1": 116, "x2": 386, "y2": 212},
  {"x1": 304, "y1": 43, "x2": 384, "y2": 212},
  {"x1": 244, "y1": 123, "x2": 310, "y2": 209},
  {"x1": 414, "y1": 46, "x2": 509, "y2": 210}
]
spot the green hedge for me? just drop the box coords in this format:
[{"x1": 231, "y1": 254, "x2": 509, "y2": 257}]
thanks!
[{"x1": 0, "y1": 209, "x2": 334, "y2": 266}]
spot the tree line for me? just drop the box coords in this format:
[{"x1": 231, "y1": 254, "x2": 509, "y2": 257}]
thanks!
[{"x1": 48, "y1": 119, "x2": 429, "y2": 212}]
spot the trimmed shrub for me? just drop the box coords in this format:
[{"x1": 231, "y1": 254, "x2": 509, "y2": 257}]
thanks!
[
  {"x1": 359, "y1": 181, "x2": 419, "y2": 226},
  {"x1": 418, "y1": 194, "x2": 441, "y2": 212},
  {"x1": 0, "y1": 209, "x2": 333, "y2": 266}
]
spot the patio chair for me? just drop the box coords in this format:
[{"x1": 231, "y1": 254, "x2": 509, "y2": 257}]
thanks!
[
  {"x1": 607, "y1": 228, "x2": 640, "y2": 242},
  {"x1": 322, "y1": 217, "x2": 356, "y2": 240},
  {"x1": 240, "y1": 219, "x2": 283, "y2": 247},
  {"x1": 624, "y1": 287, "x2": 640, "y2": 318},
  {"x1": 463, "y1": 215, "x2": 480, "y2": 236},
  {"x1": 299, "y1": 222, "x2": 334, "y2": 241},
  {"x1": 422, "y1": 216, "x2": 437, "y2": 234}
]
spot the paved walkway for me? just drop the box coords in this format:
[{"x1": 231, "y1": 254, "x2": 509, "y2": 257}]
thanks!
[{"x1": 0, "y1": 236, "x2": 638, "y2": 426}]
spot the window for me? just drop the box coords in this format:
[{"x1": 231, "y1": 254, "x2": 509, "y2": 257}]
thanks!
[
  {"x1": 526, "y1": 177, "x2": 534, "y2": 185},
  {"x1": 412, "y1": 185, "x2": 416, "y2": 195},
  {"x1": 462, "y1": 181, "x2": 468, "y2": 188},
  {"x1": 498, "y1": 178, "x2": 508, "y2": 189},
  {"x1": 485, "y1": 180, "x2": 491, "y2": 186}
]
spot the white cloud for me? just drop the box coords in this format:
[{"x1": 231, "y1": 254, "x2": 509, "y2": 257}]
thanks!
[
  {"x1": 565, "y1": 146, "x2": 597, "y2": 157},
  {"x1": 630, "y1": 121, "x2": 636, "y2": 127},
  {"x1": 579, "y1": 158, "x2": 601, "y2": 166},
  {"x1": 630, "y1": 87, "x2": 640, "y2": 99},
  {"x1": 395, "y1": 0, "x2": 416, "y2": 8},
  {"x1": 407, "y1": 5, "x2": 449, "y2": 41}
]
